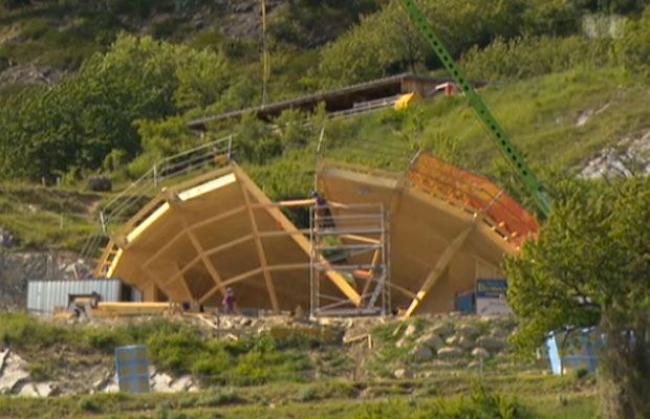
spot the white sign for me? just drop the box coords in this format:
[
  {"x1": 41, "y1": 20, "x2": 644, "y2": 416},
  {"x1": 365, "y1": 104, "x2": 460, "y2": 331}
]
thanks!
[{"x1": 476, "y1": 296, "x2": 512, "y2": 316}]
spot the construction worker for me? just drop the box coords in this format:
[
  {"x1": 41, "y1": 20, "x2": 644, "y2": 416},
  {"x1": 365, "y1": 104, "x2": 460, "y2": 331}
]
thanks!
[
  {"x1": 222, "y1": 287, "x2": 238, "y2": 314},
  {"x1": 311, "y1": 191, "x2": 335, "y2": 230}
]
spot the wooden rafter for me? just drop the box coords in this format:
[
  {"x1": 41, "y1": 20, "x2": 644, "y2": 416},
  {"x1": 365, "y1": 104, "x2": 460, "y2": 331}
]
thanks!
[
  {"x1": 232, "y1": 165, "x2": 362, "y2": 307},
  {"x1": 167, "y1": 194, "x2": 228, "y2": 300},
  {"x1": 141, "y1": 205, "x2": 247, "y2": 270},
  {"x1": 236, "y1": 173, "x2": 280, "y2": 313},
  {"x1": 402, "y1": 223, "x2": 475, "y2": 318}
]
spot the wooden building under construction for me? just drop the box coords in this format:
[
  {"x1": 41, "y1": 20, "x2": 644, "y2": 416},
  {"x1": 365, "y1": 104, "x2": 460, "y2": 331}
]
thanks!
[{"x1": 96, "y1": 148, "x2": 538, "y2": 316}]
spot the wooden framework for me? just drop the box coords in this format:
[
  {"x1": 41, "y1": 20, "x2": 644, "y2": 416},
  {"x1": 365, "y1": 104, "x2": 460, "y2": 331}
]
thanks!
[
  {"x1": 98, "y1": 163, "x2": 357, "y2": 311},
  {"x1": 317, "y1": 154, "x2": 539, "y2": 317}
]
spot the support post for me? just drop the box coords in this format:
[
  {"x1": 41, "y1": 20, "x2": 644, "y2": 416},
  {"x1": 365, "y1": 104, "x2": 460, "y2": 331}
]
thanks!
[{"x1": 402, "y1": 223, "x2": 475, "y2": 318}]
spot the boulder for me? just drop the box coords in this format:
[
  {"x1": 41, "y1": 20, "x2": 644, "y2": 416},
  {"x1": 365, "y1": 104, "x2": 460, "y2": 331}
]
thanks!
[
  {"x1": 431, "y1": 323, "x2": 453, "y2": 337},
  {"x1": 458, "y1": 324, "x2": 480, "y2": 338},
  {"x1": 170, "y1": 375, "x2": 195, "y2": 392},
  {"x1": 437, "y1": 346, "x2": 463, "y2": 359},
  {"x1": 445, "y1": 335, "x2": 460, "y2": 346},
  {"x1": 458, "y1": 335, "x2": 474, "y2": 350},
  {"x1": 150, "y1": 372, "x2": 174, "y2": 392},
  {"x1": 431, "y1": 360, "x2": 453, "y2": 369},
  {"x1": 476, "y1": 336, "x2": 504, "y2": 352},
  {"x1": 87, "y1": 176, "x2": 112, "y2": 192},
  {"x1": 18, "y1": 382, "x2": 55, "y2": 397},
  {"x1": 17, "y1": 383, "x2": 39, "y2": 397},
  {"x1": 411, "y1": 346, "x2": 434, "y2": 362},
  {"x1": 416, "y1": 334, "x2": 444, "y2": 351},
  {"x1": 393, "y1": 368, "x2": 410, "y2": 379},
  {"x1": 471, "y1": 347, "x2": 490, "y2": 359},
  {"x1": 468, "y1": 360, "x2": 481, "y2": 369},
  {"x1": 0, "y1": 351, "x2": 29, "y2": 395}
]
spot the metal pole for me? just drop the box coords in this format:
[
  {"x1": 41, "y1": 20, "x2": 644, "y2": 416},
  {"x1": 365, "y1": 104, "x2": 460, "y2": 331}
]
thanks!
[{"x1": 100, "y1": 211, "x2": 107, "y2": 234}]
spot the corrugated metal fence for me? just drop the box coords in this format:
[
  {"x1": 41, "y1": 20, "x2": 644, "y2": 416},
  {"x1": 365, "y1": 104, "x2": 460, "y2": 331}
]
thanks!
[{"x1": 27, "y1": 279, "x2": 141, "y2": 315}]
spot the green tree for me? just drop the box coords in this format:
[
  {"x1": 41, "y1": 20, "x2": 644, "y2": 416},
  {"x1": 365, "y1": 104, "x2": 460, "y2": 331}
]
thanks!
[
  {"x1": 616, "y1": 7, "x2": 650, "y2": 79},
  {"x1": 506, "y1": 177, "x2": 650, "y2": 418},
  {"x1": 0, "y1": 34, "x2": 230, "y2": 181},
  {"x1": 319, "y1": 0, "x2": 531, "y2": 86}
]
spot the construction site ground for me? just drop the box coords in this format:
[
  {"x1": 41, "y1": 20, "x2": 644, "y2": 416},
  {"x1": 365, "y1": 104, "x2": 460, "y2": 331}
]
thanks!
[{"x1": 0, "y1": 312, "x2": 596, "y2": 418}]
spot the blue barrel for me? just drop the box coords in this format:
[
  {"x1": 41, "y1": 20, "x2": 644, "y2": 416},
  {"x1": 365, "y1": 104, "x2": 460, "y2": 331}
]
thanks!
[{"x1": 115, "y1": 345, "x2": 150, "y2": 393}]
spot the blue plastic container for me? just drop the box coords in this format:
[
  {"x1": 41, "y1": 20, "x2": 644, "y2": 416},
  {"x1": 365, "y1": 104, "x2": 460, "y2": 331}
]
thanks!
[{"x1": 115, "y1": 345, "x2": 150, "y2": 393}]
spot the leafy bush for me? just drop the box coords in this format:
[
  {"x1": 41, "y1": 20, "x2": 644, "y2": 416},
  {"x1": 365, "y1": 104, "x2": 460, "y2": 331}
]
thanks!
[
  {"x1": 353, "y1": 386, "x2": 525, "y2": 419},
  {"x1": 0, "y1": 313, "x2": 71, "y2": 349},
  {"x1": 0, "y1": 34, "x2": 230, "y2": 181},
  {"x1": 319, "y1": 0, "x2": 556, "y2": 86},
  {"x1": 616, "y1": 6, "x2": 650, "y2": 79},
  {"x1": 0, "y1": 0, "x2": 30, "y2": 10},
  {"x1": 461, "y1": 35, "x2": 614, "y2": 81}
]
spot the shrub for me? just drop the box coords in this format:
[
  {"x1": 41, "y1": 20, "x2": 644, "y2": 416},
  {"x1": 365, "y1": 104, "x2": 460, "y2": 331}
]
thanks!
[
  {"x1": 616, "y1": 7, "x2": 650, "y2": 79},
  {"x1": 0, "y1": 313, "x2": 71, "y2": 349},
  {"x1": 462, "y1": 35, "x2": 614, "y2": 82}
]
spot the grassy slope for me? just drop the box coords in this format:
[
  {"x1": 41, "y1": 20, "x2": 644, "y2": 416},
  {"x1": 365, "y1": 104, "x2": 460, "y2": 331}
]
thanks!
[
  {"x1": 0, "y1": 313, "x2": 596, "y2": 418},
  {"x1": 0, "y1": 183, "x2": 101, "y2": 251},
  {"x1": 246, "y1": 67, "x2": 650, "y2": 206},
  {"x1": 2, "y1": 67, "x2": 648, "y2": 251},
  {"x1": 0, "y1": 374, "x2": 596, "y2": 418}
]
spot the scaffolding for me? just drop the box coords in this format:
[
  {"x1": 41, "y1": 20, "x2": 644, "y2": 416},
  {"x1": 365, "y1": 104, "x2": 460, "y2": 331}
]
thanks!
[{"x1": 309, "y1": 203, "x2": 390, "y2": 317}]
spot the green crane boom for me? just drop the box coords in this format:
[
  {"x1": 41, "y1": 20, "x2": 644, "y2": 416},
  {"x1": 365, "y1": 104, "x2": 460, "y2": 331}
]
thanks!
[{"x1": 398, "y1": 0, "x2": 552, "y2": 217}]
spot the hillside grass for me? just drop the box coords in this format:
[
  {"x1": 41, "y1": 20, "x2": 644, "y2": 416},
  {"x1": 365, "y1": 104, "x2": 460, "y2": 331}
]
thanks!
[
  {"x1": 0, "y1": 183, "x2": 101, "y2": 251},
  {"x1": 0, "y1": 372, "x2": 596, "y2": 418},
  {"x1": 244, "y1": 66, "x2": 650, "y2": 208},
  {"x1": 2, "y1": 66, "x2": 649, "y2": 251}
]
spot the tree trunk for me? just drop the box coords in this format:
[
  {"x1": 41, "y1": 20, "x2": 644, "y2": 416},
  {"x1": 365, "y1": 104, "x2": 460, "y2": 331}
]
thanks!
[{"x1": 599, "y1": 312, "x2": 650, "y2": 418}]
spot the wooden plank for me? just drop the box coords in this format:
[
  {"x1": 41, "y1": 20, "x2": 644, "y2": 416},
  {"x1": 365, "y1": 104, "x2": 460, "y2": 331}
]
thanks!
[
  {"x1": 340, "y1": 234, "x2": 380, "y2": 244},
  {"x1": 232, "y1": 164, "x2": 362, "y2": 307},
  {"x1": 237, "y1": 177, "x2": 280, "y2": 313},
  {"x1": 276, "y1": 198, "x2": 316, "y2": 208},
  {"x1": 403, "y1": 223, "x2": 475, "y2": 318},
  {"x1": 185, "y1": 227, "x2": 227, "y2": 299},
  {"x1": 142, "y1": 204, "x2": 247, "y2": 269},
  {"x1": 360, "y1": 249, "x2": 382, "y2": 298}
]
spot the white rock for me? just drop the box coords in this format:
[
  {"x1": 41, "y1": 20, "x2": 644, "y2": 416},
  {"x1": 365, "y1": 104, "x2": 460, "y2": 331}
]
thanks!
[
  {"x1": 103, "y1": 381, "x2": 119, "y2": 393},
  {"x1": 471, "y1": 347, "x2": 490, "y2": 359},
  {"x1": 0, "y1": 352, "x2": 30, "y2": 394},
  {"x1": 19, "y1": 382, "x2": 54, "y2": 397},
  {"x1": 34, "y1": 382, "x2": 54, "y2": 397},
  {"x1": 393, "y1": 368, "x2": 410, "y2": 379},
  {"x1": 18, "y1": 383, "x2": 39, "y2": 397},
  {"x1": 445, "y1": 335, "x2": 460, "y2": 346},
  {"x1": 468, "y1": 360, "x2": 481, "y2": 369},
  {"x1": 437, "y1": 346, "x2": 463, "y2": 359},
  {"x1": 150, "y1": 373, "x2": 174, "y2": 392},
  {"x1": 170, "y1": 375, "x2": 194, "y2": 392}
]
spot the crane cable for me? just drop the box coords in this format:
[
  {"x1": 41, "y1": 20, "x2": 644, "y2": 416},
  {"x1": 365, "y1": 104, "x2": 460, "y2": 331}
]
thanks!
[{"x1": 261, "y1": 0, "x2": 270, "y2": 106}]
